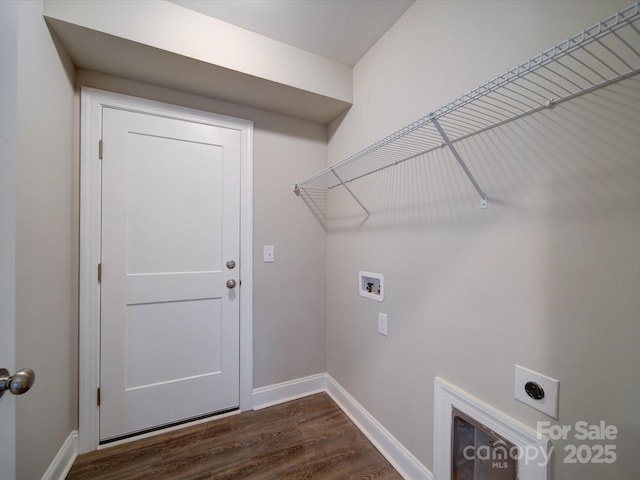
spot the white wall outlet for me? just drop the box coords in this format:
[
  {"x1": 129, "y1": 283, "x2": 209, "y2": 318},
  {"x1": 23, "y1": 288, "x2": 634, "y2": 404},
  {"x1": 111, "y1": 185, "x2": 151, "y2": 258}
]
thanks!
[
  {"x1": 378, "y1": 313, "x2": 388, "y2": 336},
  {"x1": 514, "y1": 365, "x2": 559, "y2": 418},
  {"x1": 263, "y1": 245, "x2": 274, "y2": 263}
]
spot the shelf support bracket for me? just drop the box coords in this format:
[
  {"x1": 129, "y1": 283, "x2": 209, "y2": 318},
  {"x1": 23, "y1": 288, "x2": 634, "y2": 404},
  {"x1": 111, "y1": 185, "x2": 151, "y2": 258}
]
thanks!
[
  {"x1": 331, "y1": 168, "x2": 371, "y2": 218},
  {"x1": 431, "y1": 117, "x2": 488, "y2": 209}
]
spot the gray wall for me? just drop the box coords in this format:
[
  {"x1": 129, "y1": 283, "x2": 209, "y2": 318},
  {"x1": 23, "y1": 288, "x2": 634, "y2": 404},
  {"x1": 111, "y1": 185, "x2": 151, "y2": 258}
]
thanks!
[
  {"x1": 326, "y1": 1, "x2": 639, "y2": 479},
  {"x1": 12, "y1": 1, "x2": 640, "y2": 478},
  {"x1": 14, "y1": 1, "x2": 76, "y2": 479}
]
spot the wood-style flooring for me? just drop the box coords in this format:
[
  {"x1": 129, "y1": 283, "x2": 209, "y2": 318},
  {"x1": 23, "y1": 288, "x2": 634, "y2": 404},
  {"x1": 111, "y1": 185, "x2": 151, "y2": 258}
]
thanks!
[{"x1": 66, "y1": 393, "x2": 403, "y2": 480}]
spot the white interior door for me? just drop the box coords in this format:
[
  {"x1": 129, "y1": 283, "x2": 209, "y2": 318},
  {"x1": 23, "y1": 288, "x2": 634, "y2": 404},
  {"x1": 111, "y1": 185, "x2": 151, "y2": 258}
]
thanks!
[
  {"x1": 99, "y1": 107, "x2": 241, "y2": 442},
  {"x1": 0, "y1": 322, "x2": 15, "y2": 477},
  {"x1": 1, "y1": 1, "x2": 17, "y2": 474},
  {"x1": 0, "y1": 121, "x2": 16, "y2": 480}
]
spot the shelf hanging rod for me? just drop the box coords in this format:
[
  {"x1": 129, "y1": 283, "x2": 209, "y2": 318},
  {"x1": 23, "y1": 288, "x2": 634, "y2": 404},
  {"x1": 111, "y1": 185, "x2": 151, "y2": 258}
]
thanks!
[{"x1": 431, "y1": 117, "x2": 488, "y2": 209}]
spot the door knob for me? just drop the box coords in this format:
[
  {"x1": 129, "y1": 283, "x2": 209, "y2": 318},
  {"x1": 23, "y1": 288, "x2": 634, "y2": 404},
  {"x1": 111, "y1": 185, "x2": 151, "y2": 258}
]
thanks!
[
  {"x1": 0, "y1": 368, "x2": 35, "y2": 398},
  {"x1": 226, "y1": 260, "x2": 236, "y2": 269},
  {"x1": 226, "y1": 279, "x2": 237, "y2": 289}
]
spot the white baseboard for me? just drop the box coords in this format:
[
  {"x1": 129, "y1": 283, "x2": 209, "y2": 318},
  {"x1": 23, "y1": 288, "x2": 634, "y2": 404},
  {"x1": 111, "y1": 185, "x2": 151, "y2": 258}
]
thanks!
[
  {"x1": 253, "y1": 373, "x2": 432, "y2": 480},
  {"x1": 252, "y1": 372, "x2": 326, "y2": 410},
  {"x1": 325, "y1": 375, "x2": 433, "y2": 480},
  {"x1": 42, "y1": 430, "x2": 78, "y2": 480}
]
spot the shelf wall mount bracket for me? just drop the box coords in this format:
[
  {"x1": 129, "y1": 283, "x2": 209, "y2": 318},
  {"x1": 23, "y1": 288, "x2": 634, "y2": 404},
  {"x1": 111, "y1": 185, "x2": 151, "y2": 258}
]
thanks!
[
  {"x1": 431, "y1": 116, "x2": 489, "y2": 209},
  {"x1": 331, "y1": 168, "x2": 371, "y2": 218}
]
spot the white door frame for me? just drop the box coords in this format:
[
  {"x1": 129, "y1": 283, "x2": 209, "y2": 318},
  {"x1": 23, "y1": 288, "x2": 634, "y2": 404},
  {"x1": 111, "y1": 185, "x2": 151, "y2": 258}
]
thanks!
[{"x1": 79, "y1": 87, "x2": 254, "y2": 453}]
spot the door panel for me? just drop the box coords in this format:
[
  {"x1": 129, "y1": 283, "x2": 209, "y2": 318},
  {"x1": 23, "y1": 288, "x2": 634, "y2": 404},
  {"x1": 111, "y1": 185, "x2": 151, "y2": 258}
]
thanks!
[
  {"x1": 124, "y1": 299, "x2": 222, "y2": 388},
  {"x1": 100, "y1": 107, "x2": 240, "y2": 442},
  {"x1": 125, "y1": 135, "x2": 223, "y2": 274}
]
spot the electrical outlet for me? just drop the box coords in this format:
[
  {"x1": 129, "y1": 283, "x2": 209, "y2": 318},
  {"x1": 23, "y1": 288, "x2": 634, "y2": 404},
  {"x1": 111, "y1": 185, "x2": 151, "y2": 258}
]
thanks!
[
  {"x1": 514, "y1": 365, "x2": 559, "y2": 418},
  {"x1": 378, "y1": 313, "x2": 388, "y2": 336}
]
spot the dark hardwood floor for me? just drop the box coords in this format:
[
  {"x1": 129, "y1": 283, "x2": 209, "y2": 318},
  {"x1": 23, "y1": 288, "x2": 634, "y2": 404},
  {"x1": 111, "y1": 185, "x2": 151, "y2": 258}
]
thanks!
[{"x1": 66, "y1": 393, "x2": 403, "y2": 479}]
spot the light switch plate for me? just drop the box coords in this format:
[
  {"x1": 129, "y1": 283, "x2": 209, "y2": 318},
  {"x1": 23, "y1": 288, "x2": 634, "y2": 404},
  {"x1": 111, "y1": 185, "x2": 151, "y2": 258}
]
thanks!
[
  {"x1": 514, "y1": 365, "x2": 559, "y2": 418},
  {"x1": 378, "y1": 313, "x2": 388, "y2": 336},
  {"x1": 263, "y1": 245, "x2": 274, "y2": 263}
]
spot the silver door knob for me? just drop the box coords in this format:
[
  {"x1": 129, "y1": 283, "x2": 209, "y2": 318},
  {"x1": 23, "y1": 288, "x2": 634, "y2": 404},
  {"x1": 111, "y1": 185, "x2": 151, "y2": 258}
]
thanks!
[
  {"x1": 226, "y1": 260, "x2": 236, "y2": 269},
  {"x1": 226, "y1": 279, "x2": 237, "y2": 289},
  {"x1": 0, "y1": 368, "x2": 35, "y2": 398}
]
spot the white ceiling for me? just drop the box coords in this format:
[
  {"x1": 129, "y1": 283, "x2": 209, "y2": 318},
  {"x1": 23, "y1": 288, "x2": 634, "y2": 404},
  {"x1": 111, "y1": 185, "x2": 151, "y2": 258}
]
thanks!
[{"x1": 168, "y1": 0, "x2": 415, "y2": 66}]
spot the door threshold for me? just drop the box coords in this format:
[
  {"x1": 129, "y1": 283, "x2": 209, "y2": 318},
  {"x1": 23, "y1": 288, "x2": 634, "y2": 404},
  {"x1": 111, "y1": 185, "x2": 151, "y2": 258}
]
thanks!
[{"x1": 98, "y1": 406, "x2": 240, "y2": 449}]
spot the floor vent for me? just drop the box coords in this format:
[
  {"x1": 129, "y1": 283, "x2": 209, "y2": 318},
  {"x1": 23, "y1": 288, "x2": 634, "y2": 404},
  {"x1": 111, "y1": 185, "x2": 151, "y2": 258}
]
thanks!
[{"x1": 434, "y1": 377, "x2": 550, "y2": 480}]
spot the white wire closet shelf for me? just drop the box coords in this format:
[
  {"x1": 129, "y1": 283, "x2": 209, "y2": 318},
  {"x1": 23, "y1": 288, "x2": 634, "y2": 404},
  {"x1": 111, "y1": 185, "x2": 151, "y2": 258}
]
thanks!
[{"x1": 292, "y1": 2, "x2": 640, "y2": 215}]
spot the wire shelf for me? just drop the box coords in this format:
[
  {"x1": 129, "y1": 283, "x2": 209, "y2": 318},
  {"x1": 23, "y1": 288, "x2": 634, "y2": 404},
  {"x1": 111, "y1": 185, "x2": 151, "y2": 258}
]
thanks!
[{"x1": 293, "y1": 2, "x2": 640, "y2": 211}]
